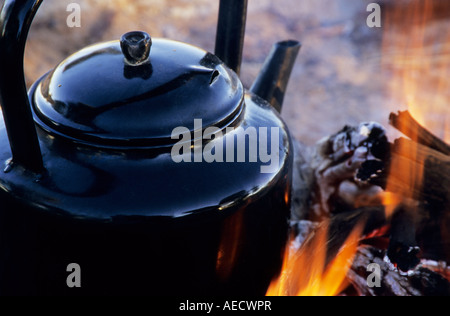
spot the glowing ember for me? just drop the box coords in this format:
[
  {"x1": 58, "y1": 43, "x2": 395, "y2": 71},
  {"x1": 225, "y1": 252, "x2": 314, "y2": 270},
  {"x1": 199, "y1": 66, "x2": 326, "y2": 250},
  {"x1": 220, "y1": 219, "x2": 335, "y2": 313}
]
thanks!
[{"x1": 266, "y1": 221, "x2": 363, "y2": 296}]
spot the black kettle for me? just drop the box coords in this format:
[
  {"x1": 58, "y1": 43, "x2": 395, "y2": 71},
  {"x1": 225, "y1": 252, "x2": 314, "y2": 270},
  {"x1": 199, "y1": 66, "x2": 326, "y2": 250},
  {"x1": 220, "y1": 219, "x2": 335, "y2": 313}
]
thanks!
[{"x1": 0, "y1": 0, "x2": 300, "y2": 295}]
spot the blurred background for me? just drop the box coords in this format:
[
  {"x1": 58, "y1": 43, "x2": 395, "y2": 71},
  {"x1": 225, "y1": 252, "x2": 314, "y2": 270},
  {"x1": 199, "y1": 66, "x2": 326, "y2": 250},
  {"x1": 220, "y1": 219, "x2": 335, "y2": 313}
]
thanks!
[{"x1": 20, "y1": 0, "x2": 450, "y2": 145}]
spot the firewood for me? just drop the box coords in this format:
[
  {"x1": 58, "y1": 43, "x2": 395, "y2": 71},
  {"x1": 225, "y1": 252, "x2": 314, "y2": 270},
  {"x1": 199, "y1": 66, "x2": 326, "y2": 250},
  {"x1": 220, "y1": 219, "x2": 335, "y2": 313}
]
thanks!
[
  {"x1": 291, "y1": 112, "x2": 449, "y2": 292},
  {"x1": 327, "y1": 203, "x2": 423, "y2": 272},
  {"x1": 393, "y1": 138, "x2": 450, "y2": 162},
  {"x1": 370, "y1": 138, "x2": 450, "y2": 207},
  {"x1": 387, "y1": 206, "x2": 420, "y2": 272},
  {"x1": 387, "y1": 113, "x2": 450, "y2": 207},
  {"x1": 389, "y1": 111, "x2": 450, "y2": 156},
  {"x1": 326, "y1": 207, "x2": 387, "y2": 264},
  {"x1": 385, "y1": 115, "x2": 450, "y2": 264},
  {"x1": 421, "y1": 155, "x2": 450, "y2": 208},
  {"x1": 346, "y1": 246, "x2": 450, "y2": 296},
  {"x1": 385, "y1": 152, "x2": 424, "y2": 199}
]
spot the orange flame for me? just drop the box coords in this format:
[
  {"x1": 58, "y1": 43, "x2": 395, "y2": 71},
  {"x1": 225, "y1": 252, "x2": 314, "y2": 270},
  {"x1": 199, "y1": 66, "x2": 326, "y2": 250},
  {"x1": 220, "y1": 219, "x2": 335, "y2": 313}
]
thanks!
[
  {"x1": 378, "y1": 192, "x2": 404, "y2": 219},
  {"x1": 385, "y1": 138, "x2": 425, "y2": 205},
  {"x1": 266, "y1": 221, "x2": 363, "y2": 296},
  {"x1": 269, "y1": 0, "x2": 450, "y2": 297},
  {"x1": 382, "y1": 0, "x2": 450, "y2": 142},
  {"x1": 381, "y1": 0, "x2": 450, "y2": 213}
]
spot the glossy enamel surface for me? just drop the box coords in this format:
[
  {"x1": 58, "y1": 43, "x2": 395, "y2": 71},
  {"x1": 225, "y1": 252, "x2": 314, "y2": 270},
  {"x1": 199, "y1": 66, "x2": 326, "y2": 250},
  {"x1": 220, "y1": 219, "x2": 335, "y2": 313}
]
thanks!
[
  {"x1": 1, "y1": 94, "x2": 290, "y2": 219},
  {"x1": 32, "y1": 39, "x2": 244, "y2": 148}
]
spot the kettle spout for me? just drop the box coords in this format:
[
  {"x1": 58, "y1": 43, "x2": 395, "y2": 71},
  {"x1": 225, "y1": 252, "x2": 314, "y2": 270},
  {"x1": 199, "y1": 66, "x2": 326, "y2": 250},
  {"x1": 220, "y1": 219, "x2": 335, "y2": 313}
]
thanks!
[{"x1": 250, "y1": 40, "x2": 301, "y2": 113}]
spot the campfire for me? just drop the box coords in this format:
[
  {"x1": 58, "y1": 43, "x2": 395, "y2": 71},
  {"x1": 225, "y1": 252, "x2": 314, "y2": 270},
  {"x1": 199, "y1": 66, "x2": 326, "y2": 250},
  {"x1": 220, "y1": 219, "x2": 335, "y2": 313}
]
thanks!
[
  {"x1": 267, "y1": 0, "x2": 450, "y2": 296},
  {"x1": 267, "y1": 110, "x2": 449, "y2": 296}
]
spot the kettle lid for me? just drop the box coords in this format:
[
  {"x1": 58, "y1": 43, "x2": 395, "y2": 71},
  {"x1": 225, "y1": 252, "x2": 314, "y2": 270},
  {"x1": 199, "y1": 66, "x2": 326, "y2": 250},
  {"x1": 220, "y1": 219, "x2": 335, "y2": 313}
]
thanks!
[{"x1": 31, "y1": 32, "x2": 244, "y2": 148}]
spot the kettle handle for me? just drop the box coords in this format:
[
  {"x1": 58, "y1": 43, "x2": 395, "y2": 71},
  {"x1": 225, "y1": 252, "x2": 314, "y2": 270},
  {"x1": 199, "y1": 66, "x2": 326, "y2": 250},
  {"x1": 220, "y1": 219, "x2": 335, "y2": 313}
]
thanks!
[
  {"x1": 0, "y1": 0, "x2": 44, "y2": 173},
  {"x1": 0, "y1": 0, "x2": 248, "y2": 173}
]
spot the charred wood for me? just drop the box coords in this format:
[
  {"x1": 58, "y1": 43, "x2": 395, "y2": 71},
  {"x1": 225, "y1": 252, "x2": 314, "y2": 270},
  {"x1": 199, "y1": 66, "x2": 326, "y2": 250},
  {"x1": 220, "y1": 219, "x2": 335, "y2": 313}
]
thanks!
[
  {"x1": 388, "y1": 206, "x2": 420, "y2": 272},
  {"x1": 346, "y1": 246, "x2": 450, "y2": 296},
  {"x1": 369, "y1": 138, "x2": 450, "y2": 207}
]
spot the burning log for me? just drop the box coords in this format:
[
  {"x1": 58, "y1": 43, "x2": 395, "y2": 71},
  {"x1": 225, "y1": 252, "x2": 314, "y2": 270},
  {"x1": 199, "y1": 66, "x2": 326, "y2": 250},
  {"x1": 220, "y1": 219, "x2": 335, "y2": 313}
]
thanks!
[
  {"x1": 287, "y1": 111, "x2": 450, "y2": 296},
  {"x1": 389, "y1": 111, "x2": 450, "y2": 156},
  {"x1": 393, "y1": 137, "x2": 450, "y2": 164},
  {"x1": 369, "y1": 112, "x2": 449, "y2": 209},
  {"x1": 373, "y1": 143, "x2": 450, "y2": 204},
  {"x1": 346, "y1": 246, "x2": 450, "y2": 296},
  {"x1": 376, "y1": 113, "x2": 450, "y2": 269},
  {"x1": 387, "y1": 205, "x2": 420, "y2": 272},
  {"x1": 325, "y1": 207, "x2": 386, "y2": 266},
  {"x1": 375, "y1": 111, "x2": 450, "y2": 268},
  {"x1": 391, "y1": 138, "x2": 450, "y2": 206},
  {"x1": 326, "y1": 203, "x2": 420, "y2": 273}
]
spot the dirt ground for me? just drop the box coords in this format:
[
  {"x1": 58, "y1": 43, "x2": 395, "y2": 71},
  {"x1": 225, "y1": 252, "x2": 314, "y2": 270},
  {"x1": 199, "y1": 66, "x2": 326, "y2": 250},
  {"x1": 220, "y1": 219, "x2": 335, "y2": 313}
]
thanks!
[{"x1": 20, "y1": 0, "x2": 450, "y2": 145}]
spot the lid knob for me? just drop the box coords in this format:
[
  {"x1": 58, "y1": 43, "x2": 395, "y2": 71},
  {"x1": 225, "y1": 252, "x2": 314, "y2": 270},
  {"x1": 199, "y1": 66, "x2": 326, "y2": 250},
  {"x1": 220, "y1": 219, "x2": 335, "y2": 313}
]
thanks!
[{"x1": 120, "y1": 31, "x2": 152, "y2": 66}]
